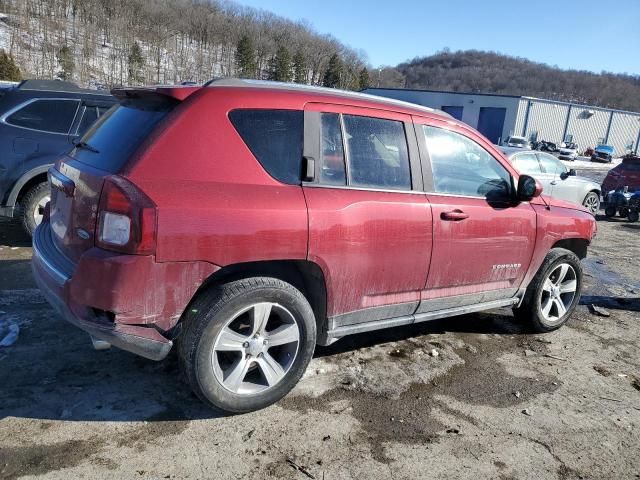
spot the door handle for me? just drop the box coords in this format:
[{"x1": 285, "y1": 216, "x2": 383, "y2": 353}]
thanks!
[
  {"x1": 441, "y1": 210, "x2": 469, "y2": 221},
  {"x1": 550, "y1": 180, "x2": 557, "y2": 185}
]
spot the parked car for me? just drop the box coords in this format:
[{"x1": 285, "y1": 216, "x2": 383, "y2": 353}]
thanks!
[
  {"x1": 501, "y1": 147, "x2": 601, "y2": 214},
  {"x1": 33, "y1": 79, "x2": 596, "y2": 413},
  {"x1": 502, "y1": 135, "x2": 531, "y2": 149},
  {"x1": 602, "y1": 154, "x2": 640, "y2": 200},
  {"x1": 591, "y1": 144, "x2": 614, "y2": 163},
  {"x1": 558, "y1": 142, "x2": 578, "y2": 161},
  {"x1": 0, "y1": 79, "x2": 115, "y2": 235}
]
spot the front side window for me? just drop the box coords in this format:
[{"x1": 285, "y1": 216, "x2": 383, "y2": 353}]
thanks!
[
  {"x1": 6, "y1": 99, "x2": 79, "y2": 134},
  {"x1": 423, "y1": 126, "x2": 512, "y2": 199},
  {"x1": 538, "y1": 153, "x2": 566, "y2": 175},
  {"x1": 229, "y1": 109, "x2": 303, "y2": 185},
  {"x1": 319, "y1": 113, "x2": 346, "y2": 186},
  {"x1": 512, "y1": 152, "x2": 542, "y2": 174},
  {"x1": 343, "y1": 115, "x2": 411, "y2": 190}
]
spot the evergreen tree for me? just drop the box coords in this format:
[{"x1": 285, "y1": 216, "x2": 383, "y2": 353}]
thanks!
[
  {"x1": 57, "y1": 45, "x2": 75, "y2": 81},
  {"x1": 322, "y1": 53, "x2": 342, "y2": 88},
  {"x1": 127, "y1": 42, "x2": 145, "y2": 85},
  {"x1": 0, "y1": 50, "x2": 21, "y2": 82},
  {"x1": 292, "y1": 51, "x2": 306, "y2": 84},
  {"x1": 358, "y1": 67, "x2": 370, "y2": 90},
  {"x1": 235, "y1": 35, "x2": 256, "y2": 78},
  {"x1": 268, "y1": 45, "x2": 291, "y2": 82}
]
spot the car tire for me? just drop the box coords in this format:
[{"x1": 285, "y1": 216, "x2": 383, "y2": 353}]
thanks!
[
  {"x1": 629, "y1": 211, "x2": 639, "y2": 223},
  {"x1": 513, "y1": 248, "x2": 582, "y2": 333},
  {"x1": 604, "y1": 205, "x2": 616, "y2": 217},
  {"x1": 178, "y1": 277, "x2": 316, "y2": 413},
  {"x1": 20, "y1": 182, "x2": 50, "y2": 237},
  {"x1": 582, "y1": 191, "x2": 600, "y2": 215}
]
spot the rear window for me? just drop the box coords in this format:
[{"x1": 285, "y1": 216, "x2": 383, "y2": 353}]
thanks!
[
  {"x1": 70, "y1": 99, "x2": 175, "y2": 173},
  {"x1": 229, "y1": 109, "x2": 303, "y2": 184}
]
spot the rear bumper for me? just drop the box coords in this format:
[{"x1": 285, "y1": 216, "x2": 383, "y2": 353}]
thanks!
[{"x1": 32, "y1": 221, "x2": 177, "y2": 361}]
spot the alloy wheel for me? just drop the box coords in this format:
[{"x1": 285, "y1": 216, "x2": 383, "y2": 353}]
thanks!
[
  {"x1": 583, "y1": 194, "x2": 600, "y2": 215},
  {"x1": 540, "y1": 263, "x2": 577, "y2": 324},
  {"x1": 211, "y1": 302, "x2": 300, "y2": 395}
]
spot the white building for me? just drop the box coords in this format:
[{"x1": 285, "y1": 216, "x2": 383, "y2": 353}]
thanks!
[{"x1": 363, "y1": 87, "x2": 640, "y2": 156}]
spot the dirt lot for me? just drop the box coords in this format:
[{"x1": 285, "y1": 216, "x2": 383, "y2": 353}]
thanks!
[{"x1": 1, "y1": 167, "x2": 639, "y2": 479}]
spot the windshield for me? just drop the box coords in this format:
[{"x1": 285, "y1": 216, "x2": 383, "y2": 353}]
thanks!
[{"x1": 69, "y1": 98, "x2": 176, "y2": 173}]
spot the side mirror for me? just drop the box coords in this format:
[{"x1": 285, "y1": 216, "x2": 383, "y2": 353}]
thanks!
[{"x1": 517, "y1": 175, "x2": 543, "y2": 201}]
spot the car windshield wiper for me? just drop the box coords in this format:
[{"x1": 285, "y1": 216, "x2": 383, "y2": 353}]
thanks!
[{"x1": 74, "y1": 141, "x2": 100, "y2": 154}]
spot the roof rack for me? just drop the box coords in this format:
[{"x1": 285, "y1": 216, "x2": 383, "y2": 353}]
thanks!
[{"x1": 202, "y1": 78, "x2": 447, "y2": 118}]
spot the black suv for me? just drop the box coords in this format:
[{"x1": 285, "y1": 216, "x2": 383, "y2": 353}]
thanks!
[{"x1": 0, "y1": 79, "x2": 115, "y2": 235}]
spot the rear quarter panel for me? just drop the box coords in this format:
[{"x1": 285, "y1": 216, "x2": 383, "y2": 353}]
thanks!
[{"x1": 125, "y1": 88, "x2": 308, "y2": 266}]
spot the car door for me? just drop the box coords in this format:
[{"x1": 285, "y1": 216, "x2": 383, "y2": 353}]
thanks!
[
  {"x1": 302, "y1": 103, "x2": 432, "y2": 328},
  {"x1": 414, "y1": 116, "x2": 536, "y2": 311},
  {"x1": 537, "y1": 152, "x2": 573, "y2": 202}
]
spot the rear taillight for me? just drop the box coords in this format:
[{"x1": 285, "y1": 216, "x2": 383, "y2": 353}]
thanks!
[{"x1": 96, "y1": 176, "x2": 156, "y2": 255}]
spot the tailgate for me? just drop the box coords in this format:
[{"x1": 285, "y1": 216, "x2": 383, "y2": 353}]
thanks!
[{"x1": 49, "y1": 158, "x2": 107, "y2": 264}]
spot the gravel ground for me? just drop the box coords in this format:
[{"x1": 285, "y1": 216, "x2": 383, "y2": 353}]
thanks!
[{"x1": 1, "y1": 164, "x2": 638, "y2": 479}]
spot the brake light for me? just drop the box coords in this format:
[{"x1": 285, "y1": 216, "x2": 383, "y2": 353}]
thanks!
[{"x1": 96, "y1": 176, "x2": 156, "y2": 255}]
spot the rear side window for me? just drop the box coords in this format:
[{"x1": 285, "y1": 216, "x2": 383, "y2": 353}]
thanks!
[
  {"x1": 5, "y1": 99, "x2": 79, "y2": 134},
  {"x1": 229, "y1": 109, "x2": 303, "y2": 185},
  {"x1": 319, "y1": 113, "x2": 346, "y2": 186},
  {"x1": 342, "y1": 115, "x2": 411, "y2": 190},
  {"x1": 70, "y1": 99, "x2": 175, "y2": 173}
]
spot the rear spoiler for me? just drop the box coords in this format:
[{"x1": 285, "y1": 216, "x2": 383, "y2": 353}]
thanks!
[{"x1": 111, "y1": 86, "x2": 201, "y2": 102}]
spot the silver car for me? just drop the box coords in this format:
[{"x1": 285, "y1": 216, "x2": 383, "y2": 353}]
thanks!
[{"x1": 500, "y1": 147, "x2": 601, "y2": 214}]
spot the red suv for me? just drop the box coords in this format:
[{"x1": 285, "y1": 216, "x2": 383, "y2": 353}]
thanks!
[
  {"x1": 32, "y1": 80, "x2": 596, "y2": 413},
  {"x1": 602, "y1": 154, "x2": 640, "y2": 199}
]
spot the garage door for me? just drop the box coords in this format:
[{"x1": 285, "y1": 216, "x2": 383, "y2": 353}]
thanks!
[{"x1": 477, "y1": 107, "x2": 506, "y2": 144}]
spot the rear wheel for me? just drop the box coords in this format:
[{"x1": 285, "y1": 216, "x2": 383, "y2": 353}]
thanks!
[
  {"x1": 20, "y1": 182, "x2": 50, "y2": 237},
  {"x1": 513, "y1": 249, "x2": 582, "y2": 332},
  {"x1": 582, "y1": 191, "x2": 600, "y2": 215},
  {"x1": 178, "y1": 277, "x2": 316, "y2": 413},
  {"x1": 629, "y1": 211, "x2": 639, "y2": 223}
]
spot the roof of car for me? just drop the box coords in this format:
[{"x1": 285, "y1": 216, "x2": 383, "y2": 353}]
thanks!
[
  {"x1": 14, "y1": 79, "x2": 111, "y2": 97},
  {"x1": 203, "y1": 78, "x2": 452, "y2": 119}
]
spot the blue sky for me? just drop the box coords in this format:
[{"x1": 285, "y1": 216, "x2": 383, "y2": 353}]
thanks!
[{"x1": 238, "y1": 0, "x2": 640, "y2": 75}]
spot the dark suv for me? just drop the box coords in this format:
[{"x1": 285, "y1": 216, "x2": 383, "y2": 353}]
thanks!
[
  {"x1": 0, "y1": 79, "x2": 114, "y2": 235},
  {"x1": 33, "y1": 79, "x2": 596, "y2": 413}
]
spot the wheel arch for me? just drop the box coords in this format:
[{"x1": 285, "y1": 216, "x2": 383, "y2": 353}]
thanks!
[
  {"x1": 8, "y1": 164, "x2": 52, "y2": 207},
  {"x1": 551, "y1": 238, "x2": 589, "y2": 259},
  {"x1": 183, "y1": 259, "x2": 328, "y2": 337}
]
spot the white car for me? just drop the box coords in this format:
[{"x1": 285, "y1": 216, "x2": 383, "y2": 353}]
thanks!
[
  {"x1": 558, "y1": 145, "x2": 578, "y2": 160},
  {"x1": 502, "y1": 136, "x2": 531, "y2": 149}
]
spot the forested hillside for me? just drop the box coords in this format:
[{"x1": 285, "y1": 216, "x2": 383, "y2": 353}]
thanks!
[
  {"x1": 393, "y1": 50, "x2": 640, "y2": 112},
  {"x1": 0, "y1": 0, "x2": 368, "y2": 90}
]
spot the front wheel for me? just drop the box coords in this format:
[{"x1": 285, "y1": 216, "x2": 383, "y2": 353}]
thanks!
[
  {"x1": 629, "y1": 211, "x2": 639, "y2": 223},
  {"x1": 20, "y1": 182, "x2": 50, "y2": 237},
  {"x1": 582, "y1": 191, "x2": 600, "y2": 215},
  {"x1": 178, "y1": 277, "x2": 316, "y2": 413},
  {"x1": 513, "y1": 249, "x2": 582, "y2": 332},
  {"x1": 604, "y1": 205, "x2": 616, "y2": 217}
]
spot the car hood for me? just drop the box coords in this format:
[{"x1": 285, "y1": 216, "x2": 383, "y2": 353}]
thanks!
[{"x1": 559, "y1": 148, "x2": 577, "y2": 153}]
